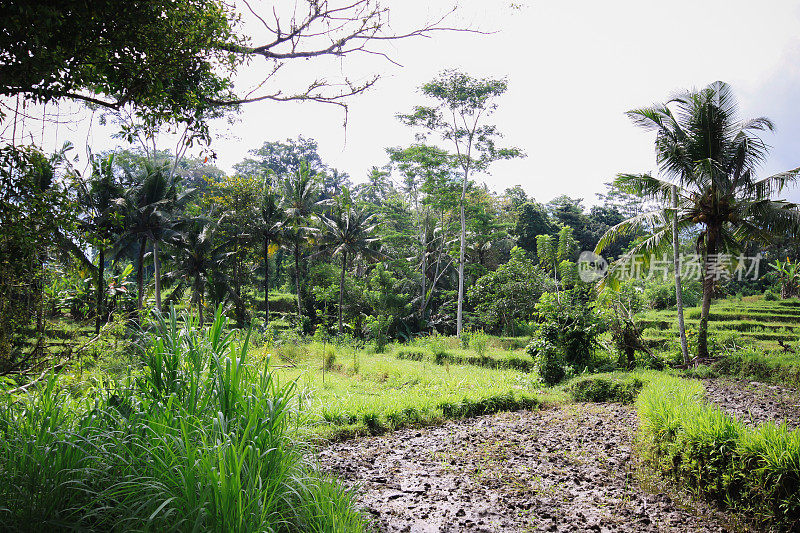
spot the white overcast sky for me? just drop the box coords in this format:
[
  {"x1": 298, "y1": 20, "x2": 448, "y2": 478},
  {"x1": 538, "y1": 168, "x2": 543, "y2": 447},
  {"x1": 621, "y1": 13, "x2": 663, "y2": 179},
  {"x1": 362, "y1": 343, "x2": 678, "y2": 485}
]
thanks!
[{"x1": 37, "y1": 0, "x2": 800, "y2": 205}]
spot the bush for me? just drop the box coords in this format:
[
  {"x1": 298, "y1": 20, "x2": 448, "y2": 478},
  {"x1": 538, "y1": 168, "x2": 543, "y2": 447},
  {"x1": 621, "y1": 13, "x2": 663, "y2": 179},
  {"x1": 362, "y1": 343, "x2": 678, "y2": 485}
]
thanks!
[
  {"x1": 459, "y1": 329, "x2": 471, "y2": 349},
  {"x1": 569, "y1": 374, "x2": 644, "y2": 404},
  {"x1": 427, "y1": 334, "x2": 449, "y2": 361},
  {"x1": 533, "y1": 287, "x2": 603, "y2": 369},
  {"x1": 526, "y1": 337, "x2": 565, "y2": 385},
  {"x1": 764, "y1": 289, "x2": 779, "y2": 301},
  {"x1": 0, "y1": 306, "x2": 364, "y2": 531},
  {"x1": 637, "y1": 374, "x2": 800, "y2": 528},
  {"x1": 365, "y1": 314, "x2": 392, "y2": 353},
  {"x1": 644, "y1": 281, "x2": 675, "y2": 310},
  {"x1": 470, "y1": 329, "x2": 490, "y2": 357}
]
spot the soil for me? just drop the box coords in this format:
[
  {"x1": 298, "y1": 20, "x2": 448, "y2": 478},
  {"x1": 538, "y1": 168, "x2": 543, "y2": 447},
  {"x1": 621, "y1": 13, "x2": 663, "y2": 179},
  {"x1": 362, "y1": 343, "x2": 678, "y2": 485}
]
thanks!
[
  {"x1": 703, "y1": 378, "x2": 800, "y2": 430},
  {"x1": 319, "y1": 404, "x2": 736, "y2": 532}
]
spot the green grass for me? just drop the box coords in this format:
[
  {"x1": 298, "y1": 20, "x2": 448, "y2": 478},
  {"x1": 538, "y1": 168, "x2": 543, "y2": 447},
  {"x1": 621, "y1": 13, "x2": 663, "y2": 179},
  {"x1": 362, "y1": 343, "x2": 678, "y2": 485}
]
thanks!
[
  {"x1": 711, "y1": 349, "x2": 800, "y2": 387},
  {"x1": 636, "y1": 373, "x2": 800, "y2": 528},
  {"x1": 254, "y1": 339, "x2": 546, "y2": 440},
  {"x1": 0, "y1": 308, "x2": 365, "y2": 532},
  {"x1": 392, "y1": 344, "x2": 534, "y2": 371}
]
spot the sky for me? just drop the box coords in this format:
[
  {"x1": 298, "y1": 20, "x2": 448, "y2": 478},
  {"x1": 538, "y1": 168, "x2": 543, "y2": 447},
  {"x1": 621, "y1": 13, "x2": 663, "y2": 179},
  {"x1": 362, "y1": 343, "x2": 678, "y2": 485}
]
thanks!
[{"x1": 23, "y1": 0, "x2": 800, "y2": 206}]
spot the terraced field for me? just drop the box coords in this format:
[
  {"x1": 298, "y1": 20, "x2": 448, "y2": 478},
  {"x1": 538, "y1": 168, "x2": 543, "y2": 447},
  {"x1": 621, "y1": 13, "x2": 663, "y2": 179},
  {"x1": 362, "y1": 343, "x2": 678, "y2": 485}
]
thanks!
[{"x1": 637, "y1": 298, "x2": 800, "y2": 350}]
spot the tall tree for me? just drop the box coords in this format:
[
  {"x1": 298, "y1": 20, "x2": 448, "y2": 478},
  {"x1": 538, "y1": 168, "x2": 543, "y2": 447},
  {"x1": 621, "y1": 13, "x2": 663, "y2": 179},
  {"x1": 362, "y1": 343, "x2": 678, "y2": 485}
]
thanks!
[
  {"x1": 399, "y1": 70, "x2": 522, "y2": 336},
  {"x1": 596, "y1": 81, "x2": 800, "y2": 359},
  {"x1": 76, "y1": 154, "x2": 124, "y2": 333},
  {"x1": 117, "y1": 163, "x2": 187, "y2": 312},
  {"x1": 0, "y1": 1, "x2": 461, "y2": 127},
  {"x1": 234, "y1": 137, "x2": 325, "y2": 180},
  {"x1": 319, "y1": 205, "x2": 381, "y2": 335},
  {"x1": 167, "y1": 217, "x2": 227, "y2": 327},
  {"x1": 257, "y1": 180, "x2": 286, "y2": 324},
  {"x1": 282, "y1": 163, "x2": 322, "y2": 324},
  {"x1": 388, "y1": 144, "x2": 458, "y2": 317},
  {"x1": 0, "y1": 145, "x2": 73, "y2": 371},
  {"x1": 671, "y1": 186, "x2": 690, "y2": 365}
]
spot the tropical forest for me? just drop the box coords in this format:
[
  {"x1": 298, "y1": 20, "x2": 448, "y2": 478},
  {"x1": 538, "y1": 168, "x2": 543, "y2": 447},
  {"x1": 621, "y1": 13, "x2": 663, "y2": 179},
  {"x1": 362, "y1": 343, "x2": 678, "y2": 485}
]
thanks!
[{"x1": 2, "y1": 1, "x2": 800, "y2": 532}]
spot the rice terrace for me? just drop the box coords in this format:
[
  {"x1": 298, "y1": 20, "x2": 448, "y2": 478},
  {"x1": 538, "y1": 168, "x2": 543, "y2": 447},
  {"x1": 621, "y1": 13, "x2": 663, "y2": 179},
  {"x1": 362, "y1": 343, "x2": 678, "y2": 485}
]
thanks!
[{"x1": 3, "y1": 1, "x2": 800, "y2": 531}]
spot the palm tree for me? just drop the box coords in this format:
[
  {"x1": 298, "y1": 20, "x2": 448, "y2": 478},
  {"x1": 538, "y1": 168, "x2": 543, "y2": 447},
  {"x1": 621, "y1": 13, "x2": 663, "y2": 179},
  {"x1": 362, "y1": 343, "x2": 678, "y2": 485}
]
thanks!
[
  {"x1": 166, "y1": 217, "x2": 227, "y2": 326},
  {"x1": 76, "y1": 154, "x2": 124, "y2": 334},
  {"x1": 319, "y1": 205, "x2": 381, "y2": 335},
  {"x1": 256, "y1": 179, "x2": 285, "y2": 324},
  {"x1": 116, "y1": 163, "x2": 189, "y2": 312},
  {"x1": 281, "y1": 162, "x2": 322, "y2": 323},
  {"x1": 596, "y1": 81, "x2": 800, "y2": 359}
]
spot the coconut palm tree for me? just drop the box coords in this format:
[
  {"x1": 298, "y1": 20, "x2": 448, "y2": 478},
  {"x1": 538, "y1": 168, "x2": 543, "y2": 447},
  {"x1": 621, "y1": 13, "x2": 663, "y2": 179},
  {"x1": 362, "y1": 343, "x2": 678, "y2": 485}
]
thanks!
[
  {"x1": 116, "y1": 163, "x2": 190, "y2": 312},
  {"x1": 319, "y1": 205, "x2": 381, "y2": 335},
  {"x1": 281, "y1": 162, "x2": 322, "y2": 324},
  {"x1": 76, "y1": 154, "x2": 124, "y2": 334},
  {"x1": 256, "y1": 179, "x2": 286, "y2": 324},
  {"x1": 166, "y1": 217, "x2": 228, "y2": 326},
  {"x1": 596, "y1": 81, "x2": 800, "y2": 359}
]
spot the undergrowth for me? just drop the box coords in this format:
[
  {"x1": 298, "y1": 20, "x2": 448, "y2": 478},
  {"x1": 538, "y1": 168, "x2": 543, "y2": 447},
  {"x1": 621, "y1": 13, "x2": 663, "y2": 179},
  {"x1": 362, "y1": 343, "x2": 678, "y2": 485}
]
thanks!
[{"x1": 0, "y1": 306, "x2": 364, "y2": 532}]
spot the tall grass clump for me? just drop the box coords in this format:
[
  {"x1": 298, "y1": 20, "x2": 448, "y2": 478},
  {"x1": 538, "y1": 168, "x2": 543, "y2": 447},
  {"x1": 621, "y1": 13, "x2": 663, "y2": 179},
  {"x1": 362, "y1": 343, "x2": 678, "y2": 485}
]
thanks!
[
  {"x1": 469, "y1": 329, "x2": 490, "y2": 358},
  {"x1": 0, "y1": 306, "x2": 364, "y2": 532},
  {"x1": 637, "y1": 374, "x2": 800, "y2": 528}
]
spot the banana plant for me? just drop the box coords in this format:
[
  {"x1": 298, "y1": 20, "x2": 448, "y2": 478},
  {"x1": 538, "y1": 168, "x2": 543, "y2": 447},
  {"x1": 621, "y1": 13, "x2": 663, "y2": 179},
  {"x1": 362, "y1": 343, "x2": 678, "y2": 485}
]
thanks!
[{"x1": 770, "y1": 258, "x2": 800, "y2": 299}]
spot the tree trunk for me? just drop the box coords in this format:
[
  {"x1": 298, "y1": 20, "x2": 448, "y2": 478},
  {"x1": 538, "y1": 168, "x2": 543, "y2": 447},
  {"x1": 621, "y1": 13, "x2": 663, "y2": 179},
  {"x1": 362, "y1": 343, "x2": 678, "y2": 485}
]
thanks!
[
  {"x1": 697, "y1": 232, "x2": 716, "y2": 359},
  {"x1": 196, "y1": 273, "x2": 204, "y2": 327},
  {"x1": 264, "y1": 238, "x2": 270, "y2": 324},
  {"x1": 671, "y1": 187, "x2": 689, "y2": 365},
  {"x1": 338, "y1": 250, "x2": 347, "y2": 335},
  {"x1": 420, "y1": 227, "x2": 427, "y2": 315},
  {"x1": 294, "y1": 242, "x2": 303, "y2": 321},
  {"x1": 95, "y1": 248, "x2": 104, "y2": 335},
  {"x1": 136, "y1": 236, "x2": 146, "y2": 310},
  {"x1": 153, "y1": 240, "x2": 162, "y2": 313},
  {"x1": 456, "y1": 175, "x2": 467, "y2": 337}
]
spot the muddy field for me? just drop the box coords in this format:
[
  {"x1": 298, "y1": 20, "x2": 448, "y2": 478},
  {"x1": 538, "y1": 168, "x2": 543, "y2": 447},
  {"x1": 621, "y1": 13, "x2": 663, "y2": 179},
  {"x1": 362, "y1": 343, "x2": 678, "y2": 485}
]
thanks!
[
  {"x1": 703, "y1": 379, "x2": 800, "y2": 430},
  {"x1": 319, "y1": 378, "x2": 800, "y2": 532},
  {"x1": 319, "y1": 404, "x2": 734, "y2": 532}
]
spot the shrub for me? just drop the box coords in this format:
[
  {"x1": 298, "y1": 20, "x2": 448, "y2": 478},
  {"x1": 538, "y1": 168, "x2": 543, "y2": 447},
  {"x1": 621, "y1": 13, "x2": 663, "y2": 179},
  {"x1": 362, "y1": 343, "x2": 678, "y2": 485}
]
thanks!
[
  {"x1": 427, "y1": 334, "x2": 449, "y2": 361},
  {"x1": 533, "y1": 287, "x2": 603, "y2": 369},
  {"x1": 644, "y1": 281, "x2": 675, "y2": 310},
  {"x1": 470, "y1": 329, "x2": 490, "y2": 357},
  {"x1": 569, "y1": 375, "x2": 644, "y2": 404},
  {"x1": 764, "y1": 289, "x2": 779, "y2": 301},
  {"x1": 323, "y1": 345, "x2": 337, "y2": 371},
  {"x1": 526, "y1": 337, "x2": 565, "y2": 385},
  {"x1": 459, "y1": 329, "x2": 471, "y2": 349},
  {"x1": 365, "y1": 314, "x2": 392, "y2": 353}
]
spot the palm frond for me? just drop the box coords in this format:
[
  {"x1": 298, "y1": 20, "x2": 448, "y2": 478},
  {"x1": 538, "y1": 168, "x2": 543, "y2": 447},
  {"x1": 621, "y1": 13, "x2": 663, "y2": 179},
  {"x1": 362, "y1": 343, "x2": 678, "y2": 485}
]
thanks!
[{"x1": 595, "y1": 209, "x2": 667, "y2": 255}]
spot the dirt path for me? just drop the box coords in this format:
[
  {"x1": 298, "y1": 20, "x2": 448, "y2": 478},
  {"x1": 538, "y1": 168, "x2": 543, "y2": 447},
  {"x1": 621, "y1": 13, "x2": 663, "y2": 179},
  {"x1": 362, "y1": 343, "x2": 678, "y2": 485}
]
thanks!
[
  {"x1": 319, "y1": 405, "x2": 734, "y2": 532},
  {"x1": 703, "y1": 379, "x2": 800, "y2": 430}
]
